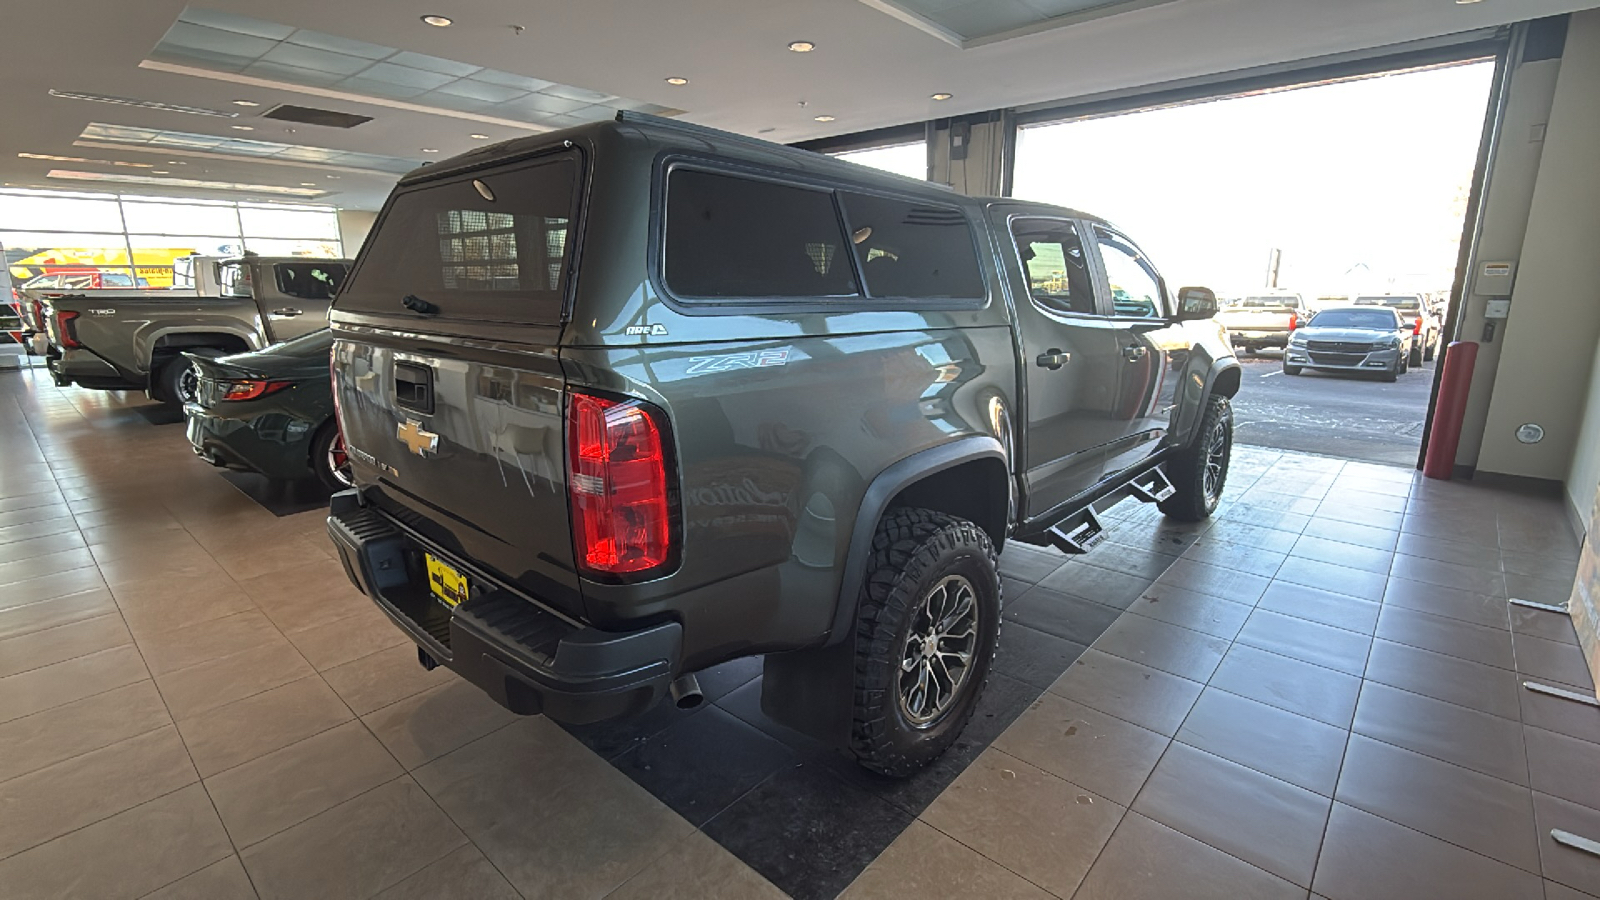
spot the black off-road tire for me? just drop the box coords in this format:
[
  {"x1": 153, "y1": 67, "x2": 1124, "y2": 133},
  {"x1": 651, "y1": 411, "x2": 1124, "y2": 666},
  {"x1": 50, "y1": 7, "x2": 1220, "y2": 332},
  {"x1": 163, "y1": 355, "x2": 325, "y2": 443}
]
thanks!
[
  {"x1": 155, "y1": 357, "x2": 198, "y2": 406},
  {"x1": 1159, "y1": 394, "x2": 1232, "y2": 522},
  {"x1": 1423, "y1": 338, "x2": 1437, "y2": 362},
  {"x1": 850, "y1": 508, "x2": 1000, "y2": 778},
  {"x1": 1408, "y1": 343, "x2": 1424, "y2": 368}
]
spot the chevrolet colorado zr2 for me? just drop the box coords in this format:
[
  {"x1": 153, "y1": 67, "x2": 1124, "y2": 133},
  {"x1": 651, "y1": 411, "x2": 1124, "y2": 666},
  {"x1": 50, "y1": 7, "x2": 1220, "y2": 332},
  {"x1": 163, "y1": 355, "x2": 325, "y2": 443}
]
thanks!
[{"x1": 326, "y1": 113, "x2": 1241, "y2": 776}]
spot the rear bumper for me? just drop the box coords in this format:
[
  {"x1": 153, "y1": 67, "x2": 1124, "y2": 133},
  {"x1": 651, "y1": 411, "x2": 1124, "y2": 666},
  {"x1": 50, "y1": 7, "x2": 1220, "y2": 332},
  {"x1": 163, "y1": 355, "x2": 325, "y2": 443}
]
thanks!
[
  {"x1": 183, "y1": 403, "x2": 317, "y2": 480},
  {"x1": 1228, "y1": 329, "x2": 1290, "y2": 345},
  {"x1": 47, "y1": 348, "x2": 134, "y2": 389},
  {"x1": 326, "y1": 492, "x2": 680, "y2": 725}
]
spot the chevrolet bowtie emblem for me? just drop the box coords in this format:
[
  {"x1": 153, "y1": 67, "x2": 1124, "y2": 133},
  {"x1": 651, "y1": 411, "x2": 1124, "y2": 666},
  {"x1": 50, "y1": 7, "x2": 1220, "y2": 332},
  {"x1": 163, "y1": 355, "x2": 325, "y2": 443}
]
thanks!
[{"x1": 397, "y1": 419, "x2": 438, "y2": 456}]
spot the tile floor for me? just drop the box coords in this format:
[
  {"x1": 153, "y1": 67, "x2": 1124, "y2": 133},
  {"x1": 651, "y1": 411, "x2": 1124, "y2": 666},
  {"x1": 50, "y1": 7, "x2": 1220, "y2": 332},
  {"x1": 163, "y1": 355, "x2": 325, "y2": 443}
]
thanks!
[{"x1": 1, "y1": 365, "x2": 1598, "y2": 900}]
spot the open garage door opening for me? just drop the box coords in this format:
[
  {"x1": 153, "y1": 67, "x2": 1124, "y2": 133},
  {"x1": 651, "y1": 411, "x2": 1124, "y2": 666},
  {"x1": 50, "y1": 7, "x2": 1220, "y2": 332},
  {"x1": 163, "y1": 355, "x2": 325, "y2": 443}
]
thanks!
[{"x1": 1013, "y1": 60, "x2": 1497, "y2": 467}]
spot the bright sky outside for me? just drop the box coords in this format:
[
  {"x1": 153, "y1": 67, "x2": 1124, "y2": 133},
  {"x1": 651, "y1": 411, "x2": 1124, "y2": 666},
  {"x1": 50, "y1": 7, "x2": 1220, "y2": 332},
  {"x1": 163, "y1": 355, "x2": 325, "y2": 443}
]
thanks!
[{"x1": 837, "y1": 62, "x2": 1494, "y2": 300}]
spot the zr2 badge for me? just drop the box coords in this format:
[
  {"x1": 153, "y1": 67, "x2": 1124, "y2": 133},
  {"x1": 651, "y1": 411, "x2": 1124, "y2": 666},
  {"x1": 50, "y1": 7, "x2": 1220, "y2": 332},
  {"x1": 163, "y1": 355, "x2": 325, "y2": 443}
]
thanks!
[{"x1": 685, "y1": 349, "x2": 792, "y2": 375}]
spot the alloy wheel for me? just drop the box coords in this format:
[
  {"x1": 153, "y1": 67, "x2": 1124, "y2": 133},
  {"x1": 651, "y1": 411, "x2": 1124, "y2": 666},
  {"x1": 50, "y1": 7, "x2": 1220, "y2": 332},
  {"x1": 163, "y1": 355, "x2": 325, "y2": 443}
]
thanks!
[
  {"x1": 898, "y1": 574, "x2": 980, "y2": 727},
  {"x1": 1202, "y1": 417, "x2": 1229, "y2": 504},
  {"x1": 328, "y1": 431, "x2": 353, "y2": 487}
]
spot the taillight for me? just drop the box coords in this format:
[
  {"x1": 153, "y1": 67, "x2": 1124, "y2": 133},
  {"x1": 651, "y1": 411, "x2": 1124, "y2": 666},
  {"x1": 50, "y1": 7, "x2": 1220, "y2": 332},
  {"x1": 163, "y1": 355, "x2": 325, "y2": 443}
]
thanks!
[
  {"x1": 566, "y1": 391, "x2": 675, "y2": 578},
  {"x1": 1414, "y1": 317, "x2": 1423, "y2": 335},
  {"x1": 1288, "y1": 312, "x2": 1298, "y2": 331},
  {"x1": 221, "y1": 379, "x2": 292, "y2": 401},
  {"x1": 55, "y1": 310, "x2": 81, "y2": 348}
]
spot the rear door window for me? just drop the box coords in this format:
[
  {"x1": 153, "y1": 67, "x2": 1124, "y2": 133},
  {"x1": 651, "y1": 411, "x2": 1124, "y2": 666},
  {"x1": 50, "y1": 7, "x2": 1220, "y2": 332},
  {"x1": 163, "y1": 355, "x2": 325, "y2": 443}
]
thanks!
[
  {"x1": 275, "y1": 262, "x2": 346, "y2": 300},
  {"x1": 664, "y1": 169, "x2": 858, "y2": 299},
  {"x1": 336, "y1": 151, "x2": 582, "y2": 323},
  {"x1": 1010, "y1": 218, "x2": 1097, "y2": 316},
  {"x1": 839, "y1": 192, "x2": 984, "y2": 300}
]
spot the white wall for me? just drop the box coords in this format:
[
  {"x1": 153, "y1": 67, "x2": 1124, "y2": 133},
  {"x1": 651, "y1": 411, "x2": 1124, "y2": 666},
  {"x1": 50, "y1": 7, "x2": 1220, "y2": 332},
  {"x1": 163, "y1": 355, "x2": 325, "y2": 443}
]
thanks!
[
  {"x1": 1454, "y1": 55, "x2": 1560, "y2": 468},
  {"x1": 1477, "y1": 9, "x2": 1600, "y2": 486},
  {"x1": 337, "y1": 210, "x2": 377, "y2": 257},
  {"x1": 1570, "y1": 339, "x2": 1600, "y2": 531}
]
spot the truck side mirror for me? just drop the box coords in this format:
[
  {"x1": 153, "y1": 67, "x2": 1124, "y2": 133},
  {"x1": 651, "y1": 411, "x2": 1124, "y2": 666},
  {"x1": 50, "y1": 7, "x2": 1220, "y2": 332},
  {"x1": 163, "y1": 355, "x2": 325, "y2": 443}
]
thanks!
[{"x1": 1174, "y1": 286, "x2": 1218, "y2": 321}]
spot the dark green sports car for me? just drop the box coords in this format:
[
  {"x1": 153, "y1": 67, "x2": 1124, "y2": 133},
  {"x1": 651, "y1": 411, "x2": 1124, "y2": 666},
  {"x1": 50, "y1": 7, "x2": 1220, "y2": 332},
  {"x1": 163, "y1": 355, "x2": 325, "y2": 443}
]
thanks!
[{"x1": 183, "y1": 329, "x2": 349, "y2": 489}]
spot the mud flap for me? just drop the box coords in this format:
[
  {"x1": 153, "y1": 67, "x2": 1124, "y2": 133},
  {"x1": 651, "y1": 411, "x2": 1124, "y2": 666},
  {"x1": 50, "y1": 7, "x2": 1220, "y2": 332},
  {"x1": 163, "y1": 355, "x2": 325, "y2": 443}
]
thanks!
[{"x1": 760, "y1": 640, "x2": 855, "y2": 750}]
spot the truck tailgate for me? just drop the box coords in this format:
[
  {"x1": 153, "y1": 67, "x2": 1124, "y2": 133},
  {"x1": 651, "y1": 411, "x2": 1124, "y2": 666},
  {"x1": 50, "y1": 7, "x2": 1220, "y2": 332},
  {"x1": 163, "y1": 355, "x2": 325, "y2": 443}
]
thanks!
[{"x1": 332, "y1": 328, "x2": 583, "y2": 617}]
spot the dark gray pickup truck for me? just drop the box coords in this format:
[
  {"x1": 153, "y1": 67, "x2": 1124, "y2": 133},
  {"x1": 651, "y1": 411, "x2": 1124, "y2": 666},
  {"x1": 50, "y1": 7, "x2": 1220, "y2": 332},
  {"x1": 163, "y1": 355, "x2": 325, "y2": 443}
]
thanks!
[
  {"x1": 43, "y1": 255, "x2": 349, "y2": 403},
  {"x1": 325, "y1": 113, "x2": 1240, "y2": 776}
]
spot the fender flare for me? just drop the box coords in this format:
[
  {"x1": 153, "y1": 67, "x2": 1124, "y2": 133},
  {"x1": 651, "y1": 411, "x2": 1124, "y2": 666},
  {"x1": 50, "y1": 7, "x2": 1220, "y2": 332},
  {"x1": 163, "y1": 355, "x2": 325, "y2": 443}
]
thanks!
[
  {"x1": 1171, "y1": 358, "x2": 1241, "y2": 448},
  {"x1": 823, "y1": 435, "x2": 1008, "y2": 647}
]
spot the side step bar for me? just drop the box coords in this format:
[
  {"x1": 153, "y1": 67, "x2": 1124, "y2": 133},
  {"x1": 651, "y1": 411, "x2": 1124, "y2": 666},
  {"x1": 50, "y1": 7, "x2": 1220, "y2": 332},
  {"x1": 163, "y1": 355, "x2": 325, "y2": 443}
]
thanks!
[{"x1": 1041, "y1": 465, "x2": 1176, "y2": 555}]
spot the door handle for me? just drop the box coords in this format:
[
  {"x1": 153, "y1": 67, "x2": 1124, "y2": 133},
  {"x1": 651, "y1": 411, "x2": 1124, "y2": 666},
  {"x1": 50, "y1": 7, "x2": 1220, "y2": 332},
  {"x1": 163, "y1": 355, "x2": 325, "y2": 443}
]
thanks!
[
  {"x1": 1036, "y1": 349, "x2": 1071, "y2": 370},
  {"x1": 1123, "y1": 345, "x2": 1148, "y2": 362},
  {"x1": 271, "y1": 307, "x2": 303, "y2": 317}
]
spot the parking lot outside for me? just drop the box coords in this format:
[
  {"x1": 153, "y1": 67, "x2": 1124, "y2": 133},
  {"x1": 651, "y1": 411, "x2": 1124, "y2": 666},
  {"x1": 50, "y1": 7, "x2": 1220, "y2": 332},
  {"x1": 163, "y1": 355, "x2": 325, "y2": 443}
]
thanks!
[{"x1": 1232, "y1": 351, "x2": 1437, "y2": 468}]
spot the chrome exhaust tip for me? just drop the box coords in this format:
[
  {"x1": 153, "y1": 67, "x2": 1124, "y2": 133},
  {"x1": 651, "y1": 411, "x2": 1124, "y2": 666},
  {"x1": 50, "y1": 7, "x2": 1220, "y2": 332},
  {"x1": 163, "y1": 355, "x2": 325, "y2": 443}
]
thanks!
[{"x1": 669, "y1": 673, "x2": 704, "y2": 709}]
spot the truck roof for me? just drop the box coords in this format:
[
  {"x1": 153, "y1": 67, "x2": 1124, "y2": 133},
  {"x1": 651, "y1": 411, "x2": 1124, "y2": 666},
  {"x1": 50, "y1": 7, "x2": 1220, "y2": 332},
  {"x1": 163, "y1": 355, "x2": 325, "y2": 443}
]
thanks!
[{"x1": 396, "y1": 112, "x2": 1109, "y2": 227}]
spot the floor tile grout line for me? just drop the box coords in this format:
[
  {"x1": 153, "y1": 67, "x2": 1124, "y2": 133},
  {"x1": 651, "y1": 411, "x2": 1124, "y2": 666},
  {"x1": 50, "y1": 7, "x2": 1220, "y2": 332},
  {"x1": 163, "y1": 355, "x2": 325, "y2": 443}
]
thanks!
[
  {"x1": 913, "y1": 746, "x2": 1117, "y2": 900},
  {"x1": 399, "y1": 717, "x2": 566, "y2": 900}
]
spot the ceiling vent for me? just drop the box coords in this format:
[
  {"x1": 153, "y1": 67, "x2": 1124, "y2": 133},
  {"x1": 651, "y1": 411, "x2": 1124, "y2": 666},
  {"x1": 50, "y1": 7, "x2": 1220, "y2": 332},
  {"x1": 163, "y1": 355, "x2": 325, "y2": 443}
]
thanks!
[{"x1": 263, "y1": 105, "x2": 373, "y2": 129}]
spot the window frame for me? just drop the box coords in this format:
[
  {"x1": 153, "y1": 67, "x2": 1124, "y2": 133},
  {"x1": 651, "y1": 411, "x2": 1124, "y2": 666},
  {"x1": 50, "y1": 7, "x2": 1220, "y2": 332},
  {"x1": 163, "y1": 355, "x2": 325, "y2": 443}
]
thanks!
[
  {"x1": 1005, "y1": 215, "x2": 1107, "y2": 320},
  {"x1": 649, "y1": 153, "x2": 990, "y2": 316},
  {"x1": 1091, "y1": 225, "x2": 1172, "y2": 321}
]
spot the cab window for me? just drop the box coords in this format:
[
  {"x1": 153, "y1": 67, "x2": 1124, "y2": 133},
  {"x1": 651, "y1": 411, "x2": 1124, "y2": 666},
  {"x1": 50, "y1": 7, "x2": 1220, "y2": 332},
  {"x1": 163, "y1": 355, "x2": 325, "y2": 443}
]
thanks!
[
  {"x1": 1010, "y1": 218, "x2": 1096, "y2": 316},
  {"x1": 1094, "y1": 228, "x2": 1166, "y2": 318},
  {"x1": 219, "y1": 262, "x2": 252, "y2": 299},
  {"x1": 275, "y1": 262, "x2": 346, "y2": 301}
]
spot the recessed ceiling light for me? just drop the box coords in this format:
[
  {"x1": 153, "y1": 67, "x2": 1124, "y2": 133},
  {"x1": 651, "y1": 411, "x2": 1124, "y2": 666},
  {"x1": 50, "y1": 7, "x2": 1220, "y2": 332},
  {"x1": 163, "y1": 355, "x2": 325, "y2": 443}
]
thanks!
[
  {"x1": 152, "y1": 170, "x2": 170, "y2": 174},
  {"x1": 232, "y1": 100, "x2": 260, "y2": 107},
  {"x1": 422, "y1": 14, "x2": 453, "y2": 26},
  {"x1": 421, "y1": 148, "x2": 439, "y2": 153},
  {"x1": 665, "y1": 77, "x2": 689, "y2": 86},
  {"x1": 231, "y1": 125, "x2": 254, "y2": 131},
  {"x1": 326, "y1": 175, "x2": 340, "y2": 179},
  {"x1": 813, "y1": 115, "x2": 835, "y2": 122},
  {"x1": 469, "y1": 133, "x2": 490, "y2": 139},
  {"x1": 788, "y1": 41, "x2": 816, "y2": 52},
  {"x1": 300, "y1": 182, "x2": 317, "y2": 186},
  {"x1": 931, "y1": 92, "x2": 953, "y2": 101},
  {"x1": 1454, "y1": 0, "x2": 1483, "y2": 4}
]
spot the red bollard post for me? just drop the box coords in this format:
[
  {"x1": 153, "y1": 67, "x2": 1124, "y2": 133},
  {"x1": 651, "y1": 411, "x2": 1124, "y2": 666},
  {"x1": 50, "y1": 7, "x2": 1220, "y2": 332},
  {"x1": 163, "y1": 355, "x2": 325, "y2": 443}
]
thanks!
[{"x1": 1423, "y1": 341, "x2": 1479, "y2": 480}]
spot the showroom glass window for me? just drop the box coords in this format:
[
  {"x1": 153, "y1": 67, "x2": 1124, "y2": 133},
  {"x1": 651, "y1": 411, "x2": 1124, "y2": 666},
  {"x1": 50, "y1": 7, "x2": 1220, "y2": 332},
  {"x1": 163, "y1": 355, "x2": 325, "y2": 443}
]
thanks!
[
  {"x1": 664, "y1": 169, "x2": 858, "y2": 300},
  {"x1": 336, "y1": 154, "x2": 580, "y2": 322},
  {"x1": 0, "y1": 188, "x2": 343, "y2": 289},
  {"x1": 1094, "y1": 228, "x2": 1166, "y2": 318},
  {"x1": 1010, "y1": 218, "x2": 1097, "y2": 316},
  {"x1": 838, "y1": 192, "x2": 984, "y2": 300}
]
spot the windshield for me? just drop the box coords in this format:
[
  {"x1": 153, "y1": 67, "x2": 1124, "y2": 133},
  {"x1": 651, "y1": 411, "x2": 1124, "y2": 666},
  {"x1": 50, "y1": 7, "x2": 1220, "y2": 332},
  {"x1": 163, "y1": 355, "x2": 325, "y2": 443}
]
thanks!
[
  {"x1": 1354, "y1": 295, "x2": 1421, "y2": 310},
  {"x1": 1238, "y1": 296, "x2": 1296, "y2": 307},
  {"x1": 1309, "y1": 309, "x2": 1399, "y2": 329}
]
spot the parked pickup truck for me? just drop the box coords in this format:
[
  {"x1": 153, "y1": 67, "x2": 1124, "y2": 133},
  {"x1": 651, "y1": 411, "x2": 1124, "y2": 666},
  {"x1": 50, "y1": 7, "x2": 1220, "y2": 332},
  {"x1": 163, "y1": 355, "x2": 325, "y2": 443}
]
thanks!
[
  {"x1": 325, "y1": 112, "x2": 1241, "y2": 777},
  {"x1": 42, "y1": 255, "x2": 350, "y2": 403},
  {"x1": 1217, "y1": 293, "x2": 1313, "y2": 354}
]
